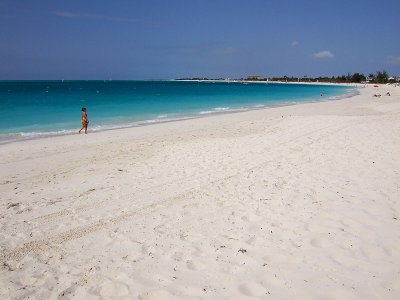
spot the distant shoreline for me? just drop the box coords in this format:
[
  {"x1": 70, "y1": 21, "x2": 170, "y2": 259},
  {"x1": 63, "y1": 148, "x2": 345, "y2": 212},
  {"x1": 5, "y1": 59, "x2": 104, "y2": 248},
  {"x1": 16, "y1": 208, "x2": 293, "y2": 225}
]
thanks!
[{"x1": 173, "y1": 78, "x2": 357, "y2": 87}]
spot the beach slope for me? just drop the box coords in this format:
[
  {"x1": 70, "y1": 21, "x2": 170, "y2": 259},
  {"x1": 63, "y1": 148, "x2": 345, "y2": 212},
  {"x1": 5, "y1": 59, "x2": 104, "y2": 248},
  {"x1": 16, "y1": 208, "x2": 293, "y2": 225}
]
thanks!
[{"x1": 1, "y1": 85, "x2": 399, "y2": 299}]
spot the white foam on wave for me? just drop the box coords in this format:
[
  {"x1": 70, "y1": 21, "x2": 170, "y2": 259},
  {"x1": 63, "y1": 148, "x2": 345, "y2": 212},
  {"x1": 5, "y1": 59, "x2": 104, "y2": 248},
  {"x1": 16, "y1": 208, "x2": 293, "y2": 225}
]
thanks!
[
  {"x1": 19, "y1": 129, "x2": 76, "y2": 137},
  {"x1": 0, "y1": 129, "x2": 77, "y2": 144},
  {"x1": 198, "y1": 110, "x2": 213, "y2": 115},
  {"x1": 328, "y1": 88, "x2": 359, "y2": 100},
  {"x1": 199, "y1": 107, "x2": 231, "y2": 115},
  {"x1": 213, "y1": 107, "x2": 230, "y2": 111}
]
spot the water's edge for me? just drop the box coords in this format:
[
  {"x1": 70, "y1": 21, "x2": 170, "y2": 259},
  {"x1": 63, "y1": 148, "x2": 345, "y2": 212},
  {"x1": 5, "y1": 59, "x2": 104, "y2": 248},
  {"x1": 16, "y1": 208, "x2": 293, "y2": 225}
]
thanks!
[{"x1": 0, "y1": 85, "x2": 359, "y2": 145}]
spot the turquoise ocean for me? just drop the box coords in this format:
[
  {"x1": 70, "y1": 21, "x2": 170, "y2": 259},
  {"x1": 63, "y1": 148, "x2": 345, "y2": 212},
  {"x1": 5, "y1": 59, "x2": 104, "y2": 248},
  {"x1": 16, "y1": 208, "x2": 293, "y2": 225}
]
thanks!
[{"x1": 0, "y1": 80, "x2": 355, "y2": 143}]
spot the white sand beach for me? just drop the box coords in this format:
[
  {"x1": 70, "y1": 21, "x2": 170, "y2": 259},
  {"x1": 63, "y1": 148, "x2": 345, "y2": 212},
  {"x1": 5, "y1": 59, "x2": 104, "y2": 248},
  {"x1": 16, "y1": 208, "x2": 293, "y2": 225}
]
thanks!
[{"x1": 1, "y1": 84, "x2": 399, "y2": 299}]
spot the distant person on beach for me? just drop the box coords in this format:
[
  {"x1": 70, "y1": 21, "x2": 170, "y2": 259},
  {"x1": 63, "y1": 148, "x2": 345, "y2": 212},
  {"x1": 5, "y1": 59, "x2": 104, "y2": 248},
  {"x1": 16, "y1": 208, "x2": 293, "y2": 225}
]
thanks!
[
  {"x1": 386, "y1": 92, "x2": 391, "y2": 96},
  {"x1": 79, "y1": 107, "x2": 89, "y2": 134}
]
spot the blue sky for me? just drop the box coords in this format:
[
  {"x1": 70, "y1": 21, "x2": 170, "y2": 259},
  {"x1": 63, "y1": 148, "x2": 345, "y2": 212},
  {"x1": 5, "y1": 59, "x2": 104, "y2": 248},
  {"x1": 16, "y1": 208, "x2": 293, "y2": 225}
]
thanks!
[{"x1": 1, "y1": 0, "x2": 399, "y2": 79}]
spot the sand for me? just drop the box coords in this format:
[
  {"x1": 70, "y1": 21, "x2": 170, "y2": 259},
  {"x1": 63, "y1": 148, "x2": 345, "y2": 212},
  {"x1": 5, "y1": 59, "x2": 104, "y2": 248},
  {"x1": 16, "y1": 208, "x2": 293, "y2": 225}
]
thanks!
[{"x1": 1, "y1": 84, "x2": 399, "y2": 299}]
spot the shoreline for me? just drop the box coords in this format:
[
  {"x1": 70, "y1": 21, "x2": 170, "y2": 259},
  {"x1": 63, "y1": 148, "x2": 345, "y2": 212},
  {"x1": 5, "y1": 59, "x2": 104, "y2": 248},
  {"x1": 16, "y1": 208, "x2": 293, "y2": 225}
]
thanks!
[
  {"x1": 1, "y1": 84, "x2": 399, "y2": 299},
  {"x1": 0, "y1": 83, "x2": 357, "y2": 145}
]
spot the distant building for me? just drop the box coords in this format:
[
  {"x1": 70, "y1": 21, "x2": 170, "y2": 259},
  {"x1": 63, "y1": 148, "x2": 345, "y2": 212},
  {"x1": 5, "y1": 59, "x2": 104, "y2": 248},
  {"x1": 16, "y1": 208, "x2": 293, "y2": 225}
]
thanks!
[
  {"x1": 388, "y1": 77, "x2": 400, "y2": 82},
  {"x1": 246, "y1": 75, "x2": 262, "y2": 81}
]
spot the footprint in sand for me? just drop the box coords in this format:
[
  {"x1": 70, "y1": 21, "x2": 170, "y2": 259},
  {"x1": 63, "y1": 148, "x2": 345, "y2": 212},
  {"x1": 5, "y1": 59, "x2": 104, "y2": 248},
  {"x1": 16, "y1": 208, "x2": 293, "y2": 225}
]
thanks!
[
  {"x1": 245, "y1": 235, "x2": 263, "y2": 246},
  {"x1": 310, "y1": 237, "x2": 330, "y2": 248},
  {"x1": 171, "y1": 251, "x2": 184, "y2": 261},
  {"x1": 331, "y1": 253, "x2": 359, "y2": 269},
  {"x1": 142, "y1": 244, "x2": 156, "y2": 256},
  {"x1": 138, "y1": 290, "x2": 177, "y2": 300},
  {"x1": 186, "y1": 260, "x2": 207, "y2": 271},
  {"x1": 17, "y1": 272, "x2": 37, "y2": 286},
  {"x1": 100, "y1": 281, "x2": 129, "y2": 297},
  {"x1": 238, "y1": 282, "x2": 268, "y2": 297}
]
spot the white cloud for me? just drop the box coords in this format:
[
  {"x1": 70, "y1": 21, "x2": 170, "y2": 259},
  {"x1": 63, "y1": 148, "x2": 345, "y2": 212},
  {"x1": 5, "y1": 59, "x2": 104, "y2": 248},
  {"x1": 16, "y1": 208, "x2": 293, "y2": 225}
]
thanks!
[
  {"x1": 313, "y1": 50, "x2": 334, "y2": 59},
  {"x1": 291, "y1": 41, "x2": 298, "y2": 47},
  {"x1": 53, "y1": 11, "x2": 138, "y2": 23},
  {"x1": 387, "y1": 56, "x2": 400, "y2": 65}
]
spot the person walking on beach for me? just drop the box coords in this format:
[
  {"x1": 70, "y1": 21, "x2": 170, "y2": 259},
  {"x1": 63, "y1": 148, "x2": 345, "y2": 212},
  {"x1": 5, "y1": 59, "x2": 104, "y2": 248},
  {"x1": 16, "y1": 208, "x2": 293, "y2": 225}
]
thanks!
[{"x1": 79, "y1": 107, "x2": 89, "y2": 134}]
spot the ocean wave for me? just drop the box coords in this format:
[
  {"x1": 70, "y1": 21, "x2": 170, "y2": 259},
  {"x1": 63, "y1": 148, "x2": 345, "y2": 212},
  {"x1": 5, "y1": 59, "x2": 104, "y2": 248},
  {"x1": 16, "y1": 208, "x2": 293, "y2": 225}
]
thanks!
[
  {"x1": 0, "y1": 116, "x2": 195, "y2": 144},
  {"x1": 87, "y1": 116, "x2": 198, "y2": 133},
  {"x1": 198, "y1": 110, "x2": 214, "y2": 115},
  {"x1": 199, "y1": 107, "x2": 231, "y2": 115},
  {"x1": 0, "y1": 129, "x2": 77, "y2": 144},
  {"x1": 328, "y1": 88, "x2": 359, "y2": 100},
  {"x1": 213, "y1": 107, "x2": 230, "y2": 111}
]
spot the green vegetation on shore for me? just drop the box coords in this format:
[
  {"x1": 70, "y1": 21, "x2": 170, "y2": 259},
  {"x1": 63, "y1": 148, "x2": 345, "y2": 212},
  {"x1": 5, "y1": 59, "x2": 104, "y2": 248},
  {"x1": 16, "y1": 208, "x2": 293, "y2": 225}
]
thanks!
[
  {"x1": 275, "y1": 70, "x2": 392, "y2": 84},
  {"x1": 177, "y1": 70, "x2": 398, "y2": 84}
]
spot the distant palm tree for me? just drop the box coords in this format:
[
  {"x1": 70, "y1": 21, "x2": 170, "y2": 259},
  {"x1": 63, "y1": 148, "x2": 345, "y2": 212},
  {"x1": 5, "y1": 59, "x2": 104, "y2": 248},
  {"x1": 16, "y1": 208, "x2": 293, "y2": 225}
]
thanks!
[{"x1": 375, "y1": 70, "x2": 389, "y2": 83}]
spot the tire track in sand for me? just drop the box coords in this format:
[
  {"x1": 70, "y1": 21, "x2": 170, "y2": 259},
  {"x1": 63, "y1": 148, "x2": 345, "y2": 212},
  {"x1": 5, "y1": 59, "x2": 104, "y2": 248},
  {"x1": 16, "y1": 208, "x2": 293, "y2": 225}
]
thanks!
[{"x1": 1, "y1": 120, "x2": 352, "y2": 265}]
